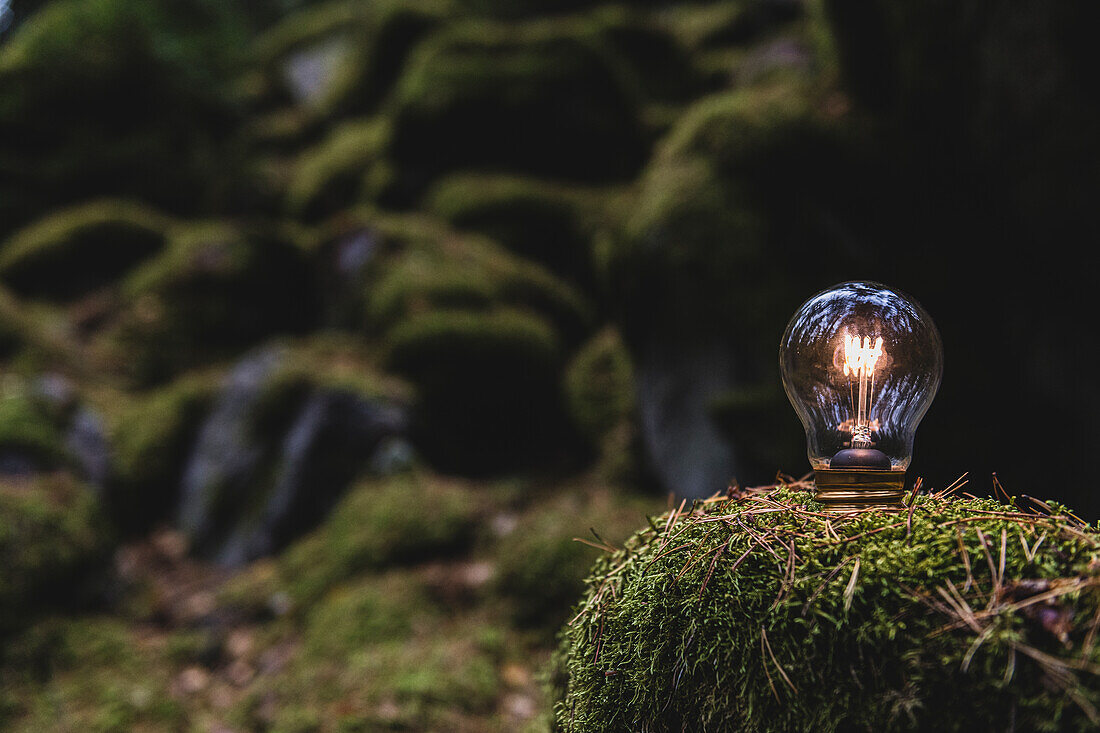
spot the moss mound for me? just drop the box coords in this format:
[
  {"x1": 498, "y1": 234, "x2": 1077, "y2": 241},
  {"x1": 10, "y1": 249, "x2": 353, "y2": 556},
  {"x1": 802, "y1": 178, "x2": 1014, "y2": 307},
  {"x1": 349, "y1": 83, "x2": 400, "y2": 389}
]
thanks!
[
  {"x1": 0, "y1": 200, "x2": 170, "y2": 302},
  {"x1": 389, "y1": 18, "x2": 648, "y2": 191},
  {"x1": 554, "y1": 488, "x2": 1100, "y2": 731},
  {"x1": 285, "y1": 117, "x2": 393, "y2": 220},
  {"x1": 100, "y1": 222, "x2": 316, "y2": 384},
  {"x1": 0, "y1": 473, "x2": 109, "y2": 631}
]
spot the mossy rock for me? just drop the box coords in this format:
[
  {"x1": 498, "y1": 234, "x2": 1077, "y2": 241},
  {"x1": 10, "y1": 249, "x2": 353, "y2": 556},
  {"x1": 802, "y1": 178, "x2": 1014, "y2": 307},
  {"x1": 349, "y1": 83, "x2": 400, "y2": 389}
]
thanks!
[
  {"x1": 0, "y1": 473, "x2": 109, "y2": 631},
  {"x1": 0, "y1": 388, "x2": 68, "y2": 474},
  {"x1": 386, "y1": 308, "x2": 577, "y2": 472},
  {"x1": 0, "y1": 200, "x2": 170, "y2": 302},
  {"x1": 105, "y1": 373, "x2": 219, "y2": 534},
  {"x1": 284, "y1": 116, "x2": 393, "y2": 220},
  {"x1": 553, "y1": 489, "x2": 1100, "y2": 731},
  {"x1": 423, "y1": 173, "x2": 614, "y2": 284},
  {"x1": 220, "y1": 470, "x2": 480, "y2": 610},
  {"x1": 99, "y1": 222, "x2": 317, "y2": 384},
  {"x1": 252, "y1": 0, "x2": 451, "y2": 118},
  {"x1": 495, "y1": 486, "x2": 658, "y2": 633},
  {"x1": 389, "y1": 18, "x2": 648, "y2": 193},
  {"x1": 0, "y1": 0, "x2": 244, "y2": 231}
]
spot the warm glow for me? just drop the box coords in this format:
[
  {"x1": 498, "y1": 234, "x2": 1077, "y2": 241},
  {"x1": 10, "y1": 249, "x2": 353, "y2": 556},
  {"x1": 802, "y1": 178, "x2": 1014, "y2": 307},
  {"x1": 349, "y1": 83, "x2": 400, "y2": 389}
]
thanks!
[{"x1": 843, "y1": 335, "x2": 884, "y2": 378}]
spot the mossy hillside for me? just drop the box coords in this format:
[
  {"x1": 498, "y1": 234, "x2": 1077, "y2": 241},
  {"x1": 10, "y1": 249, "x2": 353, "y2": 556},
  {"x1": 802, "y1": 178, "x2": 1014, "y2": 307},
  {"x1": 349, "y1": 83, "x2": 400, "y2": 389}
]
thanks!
[
  {"x1": 0, "y1": 200, "x2": 171, "y2": 302},
  {"x1": 99, "y1": 222, "x2": 317, "y2": 385},
  {"x1": 554, "y1": 489, "x2": 1100, "y2": 732},
  {"x1": 0, "y1": 473, "x2": 110, "y2": 632},
  {"x1": 389, "y1": 17, "x2": 649, "y2": 192},
  {"x1": 0, "y1": 0, "x2": 243, "y2": 231}
]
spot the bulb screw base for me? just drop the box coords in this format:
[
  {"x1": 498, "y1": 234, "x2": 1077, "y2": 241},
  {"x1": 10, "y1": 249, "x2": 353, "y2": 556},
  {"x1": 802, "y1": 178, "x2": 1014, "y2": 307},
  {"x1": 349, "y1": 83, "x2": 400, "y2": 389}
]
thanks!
[{"x1": 813, "y1": 468, "x2": 906, "y2": 512}]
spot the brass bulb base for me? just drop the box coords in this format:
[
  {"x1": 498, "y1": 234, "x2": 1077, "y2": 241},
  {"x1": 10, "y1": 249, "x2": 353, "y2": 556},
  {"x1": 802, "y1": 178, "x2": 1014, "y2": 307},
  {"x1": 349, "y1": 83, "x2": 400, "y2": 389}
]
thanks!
[{"x1": 813, "y1": 467, "x2": 906, "y2": 512}]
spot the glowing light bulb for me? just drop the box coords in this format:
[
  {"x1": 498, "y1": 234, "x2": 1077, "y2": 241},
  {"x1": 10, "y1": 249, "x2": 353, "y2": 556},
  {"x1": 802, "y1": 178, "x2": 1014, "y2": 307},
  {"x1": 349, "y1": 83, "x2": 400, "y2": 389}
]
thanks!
[{"x1": 779, "y1": 281, "x2": 943, "y2": 511}]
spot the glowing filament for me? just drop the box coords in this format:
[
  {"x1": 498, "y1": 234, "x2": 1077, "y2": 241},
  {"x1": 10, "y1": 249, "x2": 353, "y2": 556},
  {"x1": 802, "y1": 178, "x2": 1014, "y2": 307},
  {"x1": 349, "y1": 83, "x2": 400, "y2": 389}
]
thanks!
[{"x1": 843, "y1": 335, "x2": 884, "y2": 447}]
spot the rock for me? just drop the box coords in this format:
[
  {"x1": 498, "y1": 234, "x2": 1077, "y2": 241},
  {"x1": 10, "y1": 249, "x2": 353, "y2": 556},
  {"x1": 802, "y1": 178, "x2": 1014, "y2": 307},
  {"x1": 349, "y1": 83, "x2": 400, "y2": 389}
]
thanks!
[
  {"x1": 284, "y1": 117, "x2": 393, "y2": 220},
  {"x1": 0, "y1": 0, "x2": 243, "y2": 231},
  {"x1": 98, "y1": 221, "x2": 317, "y2": 385},
  {"x1": 0, "y1": 472, "x2": 110, "y2": 631},
  {"x1": 389, "y1": 18, "x2": 648, "y2": 194},
  {"x1": 553, "y1": 490, "x2": 1100, "y2": 731},
  {"x1": 173, "y1": 342, "x2": 411, "y2": 566},
  {"x1": 0, "y1": 200, "x2": 170, "y2": 302},
  {"x1": 603, "y1": 80, "x2": 855, "y2": 494},
  {"x1": 252, "y1": 0, "x2": 450, "y2": 119},
  {"x1": 423, "y1": 173, "x2": 613, "y2": 286}
]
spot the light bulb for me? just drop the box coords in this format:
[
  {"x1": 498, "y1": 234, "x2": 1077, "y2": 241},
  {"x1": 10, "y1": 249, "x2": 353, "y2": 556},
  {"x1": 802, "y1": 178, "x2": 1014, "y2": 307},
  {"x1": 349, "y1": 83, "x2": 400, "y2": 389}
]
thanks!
[{"x1": 779, "y1": 281, "x2": 943, "y2": 511}]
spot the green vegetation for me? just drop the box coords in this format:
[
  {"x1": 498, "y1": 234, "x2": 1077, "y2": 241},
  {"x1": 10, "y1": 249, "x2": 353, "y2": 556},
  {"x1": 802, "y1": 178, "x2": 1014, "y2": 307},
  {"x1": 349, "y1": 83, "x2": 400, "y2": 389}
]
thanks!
[
  {"x1": 0, "y1": 474, "x2": 109, "y2": 631},
  {"x1": 554, "y1": 490, "x2": 1100, "y2": 731}
]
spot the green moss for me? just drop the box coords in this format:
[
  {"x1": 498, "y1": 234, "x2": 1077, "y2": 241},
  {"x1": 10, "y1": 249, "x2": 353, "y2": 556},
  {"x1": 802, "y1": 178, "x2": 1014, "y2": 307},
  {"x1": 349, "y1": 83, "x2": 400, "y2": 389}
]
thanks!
[
  {"x1": 101, "y1": 222, "x2": 316, "y2": 384},
  {"x1": 495, "y1": 487, "x2": 659, "y2": 632},
  {"x1": 253, "y1": 0, "x2": 451, "y2": 119},
  {"x1": 0, "y1": 0, "x2": 244, "y2": 230},
  {"x1": 0, "y1": 391, "x2": 67, "y2": 470},
  {"x1": 389, "y1": 18, "x2": 647, "y2": 191},
  {"x1": 269, "y1": 471, "x2": 480, "y2": 607},
  {"x1": 554, "y1": 490, "x2": 1100, "y2": 731},
  {"x1": 0, "y1": 616, "x2": 185, "y2": 731},
  {"x1": 423, "y1": 173, "x2": 613, "y2": 282},
  {"x1": 285, "y1": 117, "x2": 393, "y2": 221},
  {"x1": 233, "y1": 573, "x2": 500, "y2": 732},
  {"x1": 0, "y1": 474, "x2": 109, "y2": 631},
  {"x1": 106, "y1": 373, "x2": 218, "y2": 534},
  {"x1": 563, "y1": 328, "x2": 634, "y2": 445},
  {"x1": 0, "y1": 200, "x2": 170, "y2": 302}
]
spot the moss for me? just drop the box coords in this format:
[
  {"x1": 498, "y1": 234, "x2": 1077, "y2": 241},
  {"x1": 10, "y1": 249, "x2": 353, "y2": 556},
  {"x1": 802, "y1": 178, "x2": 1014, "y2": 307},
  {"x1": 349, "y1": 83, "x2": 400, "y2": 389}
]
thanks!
[
  {"x1": 267, "y1": 471, "x2": 480, "y2": 607},
  {"x1": 0, "y1": 0, "x2": 244, "y2": 230},
  {"x1": 423, "y1": 173, "x2": 611, "y2": 283},
  {"x1": 100, "y1": 222, "x2": 316, "y2": 385},
  {"x1": 386, "y1": 308, "x2": 573, "y2": 471},
  {"x1": 0, "y1": 200, "x2": 170, "y2": 302},
  {"x1": 0, "y1": 474, "x2": 110, "y2": 631},
  {"x1": 495, "y1": 487, "x2": 659, "y2": 633},
  {"x1": 0, "y1": 616, "x2": 185, "y2": 731},
  {"x1": 389, "y1": 18, "x2": 648, "y2": 192},
  {"x1": 0, "y1": 390, "x2": 67, "y2": 471},
  {"x1": 233, "y1": 573, "x2": 500, "y2": 732},
  {"x1": 106, "y1": 373, "x2": 219, "y2": 534},
  {"x1": 285, "y1": 117, "x2": 393, "y2": 221},
  {"x1": 554, "y1": 490, "x2": 1100, "y2": 731},
  {"x1": 253, "y1": 0, "x2": 450, "y2": 119},
  {"x1": 562, "y1": 328, "x2": 634, "y2": 446}
]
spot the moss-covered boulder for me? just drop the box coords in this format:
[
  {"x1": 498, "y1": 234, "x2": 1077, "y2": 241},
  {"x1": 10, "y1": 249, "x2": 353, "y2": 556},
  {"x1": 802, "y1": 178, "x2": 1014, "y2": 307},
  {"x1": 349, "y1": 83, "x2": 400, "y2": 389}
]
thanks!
[
  {"x1": 389, "y1": 18, "x2": 648, "y2": 193},
  {"x1": 98, "y1": 222, "x2": 317, "y2": 384},
  {"x1": 0, "y1": 200, "x2": 170, "y2": 302},
  {"x1": 0, "y1": 473, "x2": 109, "y2": 631},
  {"x1": 0, "y1": 0, "x2": 244, "y2": 231},
  {"x1": 0, "y1": 389, "x2": 67, "y2": 475},
  {"x1": 106, "y1": 373, "x2": 219, "y2": 535},
  {"x1": 554, "y1": 488, "x2": 1100, "y2": 731},
  {"x1": 284, "y1": 116, "x2": 393, "y2": 220},
  {"x1": 424, "y1": 173, "x2": 616, "y2": 285},
  {"x1": 252, "y1": 0, "x2": 451, "y2": 119}
]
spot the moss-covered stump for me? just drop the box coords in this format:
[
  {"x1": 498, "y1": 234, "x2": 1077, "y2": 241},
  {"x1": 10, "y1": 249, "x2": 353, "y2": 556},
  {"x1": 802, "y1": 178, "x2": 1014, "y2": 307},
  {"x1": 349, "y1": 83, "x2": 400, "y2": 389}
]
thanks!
[{"x1": 554, "y1": 487, "x2": 1100, "y2": 732}]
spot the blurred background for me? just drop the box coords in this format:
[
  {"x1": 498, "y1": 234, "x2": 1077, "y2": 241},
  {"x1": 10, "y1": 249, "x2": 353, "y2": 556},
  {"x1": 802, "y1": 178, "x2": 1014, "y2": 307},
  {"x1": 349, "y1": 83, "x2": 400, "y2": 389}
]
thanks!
[{"x1": 0, "y1": 0, "x2": 1097, "y2": 730}]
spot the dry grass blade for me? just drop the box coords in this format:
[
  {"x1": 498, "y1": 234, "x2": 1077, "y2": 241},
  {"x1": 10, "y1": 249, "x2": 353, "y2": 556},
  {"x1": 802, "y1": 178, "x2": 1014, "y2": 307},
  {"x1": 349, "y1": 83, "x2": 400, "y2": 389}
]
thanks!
[
  {"x1": 956, "y1": 527, "x2": 975, "y2": 595},
  {"x1": 843, "y1": 558, "x2": 861, "y2": 613},
  {"x1": 933, "y1": 472, "x2": 969, "y2": 500},
  {"x1": 760, "y1": 627, "x2": 798, "y2": 693}
]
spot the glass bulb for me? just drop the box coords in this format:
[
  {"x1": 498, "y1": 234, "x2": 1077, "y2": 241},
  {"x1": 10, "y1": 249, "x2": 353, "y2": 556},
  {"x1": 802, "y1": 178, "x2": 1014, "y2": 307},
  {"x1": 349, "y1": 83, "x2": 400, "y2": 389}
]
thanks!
[{"x1": 779, "y1": 281, "x2": 942, "y2": 472}]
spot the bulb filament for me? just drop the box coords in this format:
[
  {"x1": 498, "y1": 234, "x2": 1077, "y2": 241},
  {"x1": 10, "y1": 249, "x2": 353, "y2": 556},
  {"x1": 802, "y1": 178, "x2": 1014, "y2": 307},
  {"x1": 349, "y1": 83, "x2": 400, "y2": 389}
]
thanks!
[{"x1": 843, "y1": 335, "x2": 884, "y2": 447}]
